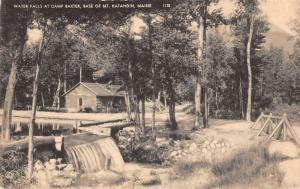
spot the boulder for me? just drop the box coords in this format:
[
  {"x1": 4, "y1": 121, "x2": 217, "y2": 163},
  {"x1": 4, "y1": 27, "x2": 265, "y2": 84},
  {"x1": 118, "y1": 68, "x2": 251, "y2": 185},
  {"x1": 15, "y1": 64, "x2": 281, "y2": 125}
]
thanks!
[
  {"x1": 45, "y1": 162, "x2": 56, "y2": 171},
  {"x1": 278, "y1": 159, "x2": 300, "y2": 188},
  {"x1": 34, "y1": 160, "x2": 45, "y2": 171},
  {"x1": 170, "y1": 151, "x2": 178, "y2": 157},
  {"x1": 49, "y1": 159, "x2": 57, "y2": 165},
  {"x1": 56, "y1": 164, "x2": 67, "y2": 170},
  {"x1": 202, "y1": 148, "x2": 208, "y2": 153},
  {"x1": 189, "y1": 143, "x2": 198, "y2": 152},
  {"x1": 268, "y1": 141, "x2": 299, "y2": 158},
  {"x1": 141, "y1": 174, "x2": 161, "y2": 186}
]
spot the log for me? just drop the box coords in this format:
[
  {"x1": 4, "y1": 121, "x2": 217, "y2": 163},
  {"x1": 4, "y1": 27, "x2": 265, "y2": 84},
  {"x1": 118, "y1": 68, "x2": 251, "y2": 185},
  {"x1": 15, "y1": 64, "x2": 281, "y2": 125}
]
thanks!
[
  {"x1": 80, "y1": 119, "x2": 125, "y2": 127},
  {"x1": 0, "y1": 136, "x2": 55, "y2": 156}
]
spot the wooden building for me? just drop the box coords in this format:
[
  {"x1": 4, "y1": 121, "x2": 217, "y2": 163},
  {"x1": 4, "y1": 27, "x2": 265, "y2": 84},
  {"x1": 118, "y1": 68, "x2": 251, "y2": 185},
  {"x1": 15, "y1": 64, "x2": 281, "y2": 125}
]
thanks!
[{"x1": 62, "y1": 82, "x2": 126, "y2": 112}]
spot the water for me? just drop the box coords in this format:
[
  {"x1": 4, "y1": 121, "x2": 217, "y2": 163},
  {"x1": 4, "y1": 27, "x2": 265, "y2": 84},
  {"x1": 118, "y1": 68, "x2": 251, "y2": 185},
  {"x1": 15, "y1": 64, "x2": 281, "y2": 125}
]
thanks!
[{"x1": 65, "y1": 137, "x2": 124, "y2": 173}]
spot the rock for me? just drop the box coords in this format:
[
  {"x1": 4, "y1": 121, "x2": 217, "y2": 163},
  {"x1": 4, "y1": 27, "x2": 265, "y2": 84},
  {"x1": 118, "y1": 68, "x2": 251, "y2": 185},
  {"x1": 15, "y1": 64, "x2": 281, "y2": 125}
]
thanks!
[
  {"x1": 56, "y1": 164, "x2": 67, "y2": 170},
  {"x1": 141, "y1": 175, "x2": 161, "y2": 186},
  {"x1": 170, "y1": 151, "x2": 178, "y2": 157},
  {"x1": 189, "y1": 143, "x2": 198, "y2": 152},
  {"x1": 64, "y1": 164, "x2": 75, "y2": 172},
  {"x1": 212, "y1": 140, "x2": 218, "y2": 144},
  {"x1": 221, "y1": 142, "x2": 225, "y2": 147},
  {"x1": 202, "y1": 148, "x2": 208, "y2": 153},
  {"x1": 34, "y1": 160, "x2": 45, "y2": 171},
  {"x1": 268, "y1": 141, "x2": 299, "y2": 158},
  {"x1": 278, "y1": 159, "x2": 300, "y2": 188},
  {"x1": 174, "y1": 141, "x2": 180, "y2": 147},
  {"x1": 45, "y1": 162, "x2": 56, "y2": 171},
  {"x1": 57, "y1": 158, "x2": 63, "y2": 164},
  {"x1": 215, "y1": 143, "x2": 221, "y2": 148},
  {"x1": 221, "y1": 147, "x2": 226, "y2": 153},
  {"x1": 49, "y1": 159, "x2": 57, "y2": 165},
  {"x1": 210, "y1": 143, "x2": 215, "y2": 149}
]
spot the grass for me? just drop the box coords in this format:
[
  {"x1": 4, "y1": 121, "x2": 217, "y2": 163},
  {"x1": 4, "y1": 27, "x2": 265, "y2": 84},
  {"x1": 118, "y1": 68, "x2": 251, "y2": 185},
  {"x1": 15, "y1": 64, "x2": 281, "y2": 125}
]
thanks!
[
  {"x1": 210, "y1": 145, "x2": 283, "y2": 188},
  {"x1": 172, "y1": 145, "x2": 284, "y2": 189},
  {"x1": 173, "y1": 160, "x2": 211, "y2": 179}
]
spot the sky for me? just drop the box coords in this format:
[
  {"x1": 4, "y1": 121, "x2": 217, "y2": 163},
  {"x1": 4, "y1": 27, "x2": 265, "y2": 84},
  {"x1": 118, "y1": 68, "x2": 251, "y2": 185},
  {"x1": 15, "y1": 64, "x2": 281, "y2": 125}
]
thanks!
[
  {"x1": 218, "y1": 0, "x2": 298, "y2": 35},
  {"x1": 28, "y1": 0, "x2": 299, "y2": 43}
]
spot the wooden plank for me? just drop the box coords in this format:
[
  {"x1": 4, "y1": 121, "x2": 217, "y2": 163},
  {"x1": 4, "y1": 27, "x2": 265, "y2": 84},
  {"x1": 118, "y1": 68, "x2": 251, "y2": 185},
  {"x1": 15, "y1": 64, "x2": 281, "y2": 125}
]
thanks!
[
  {"x1": 257, "y1": 116, "x2": 271, "y2": 136},
  {"x1": 251, "y1": 112, "x2": 264, "y2": 129},
  {"x1": 261, "y1": 115, "x2": 283, "y2": 120},
  {"x1": 285, "y1": 117, "x2": 300, "y2": 146},
  {"x1": 266, "y1": 118, "x2": 284, "y2": 141}
]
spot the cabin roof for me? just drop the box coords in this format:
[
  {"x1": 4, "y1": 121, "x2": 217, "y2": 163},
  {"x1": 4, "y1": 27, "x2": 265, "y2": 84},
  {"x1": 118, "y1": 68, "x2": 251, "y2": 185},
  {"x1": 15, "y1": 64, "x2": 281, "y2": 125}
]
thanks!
[{"x1": 62, "y1": 82, "x2": 124, "y2": 97}]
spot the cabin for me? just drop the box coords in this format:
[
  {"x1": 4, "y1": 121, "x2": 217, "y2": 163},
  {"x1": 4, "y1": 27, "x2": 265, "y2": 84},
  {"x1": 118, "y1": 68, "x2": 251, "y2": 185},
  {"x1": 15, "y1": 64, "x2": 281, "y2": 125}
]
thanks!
[{"x1": 62, "y1": 82, "x2": 126, "y2": 113}]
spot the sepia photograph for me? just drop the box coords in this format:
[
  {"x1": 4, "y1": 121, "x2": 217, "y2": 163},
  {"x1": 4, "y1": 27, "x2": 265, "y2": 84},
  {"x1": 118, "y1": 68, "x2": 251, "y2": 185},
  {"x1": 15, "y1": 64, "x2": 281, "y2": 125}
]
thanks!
[{"x1": 0, "y1": 0, "x2": 300, "y2": 188}]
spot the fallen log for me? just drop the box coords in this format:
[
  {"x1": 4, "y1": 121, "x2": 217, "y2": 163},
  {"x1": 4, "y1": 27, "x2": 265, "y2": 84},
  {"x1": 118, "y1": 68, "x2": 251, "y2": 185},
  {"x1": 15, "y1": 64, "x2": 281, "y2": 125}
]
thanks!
[
  {"x1": 80, "y1": 119, "x2": 126, "y2": 127},
  {"x1": 0, "y1": 136, "x2": 55, "y2": 156}
]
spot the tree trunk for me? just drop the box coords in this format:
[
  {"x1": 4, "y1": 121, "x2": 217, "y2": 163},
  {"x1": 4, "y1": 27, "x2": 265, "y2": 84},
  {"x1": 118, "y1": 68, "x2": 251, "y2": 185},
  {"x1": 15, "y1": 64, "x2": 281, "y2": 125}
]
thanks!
[
  {"x1": 146, "y1": 16, "x2": 156, "y2": 140},
  {"x1": 151, "y1": 83, "x2": 156, "y2": 140},
  {"x1": 215, "y1": 87, "x2": 219, "y2": 118},
  {"x1": 52, "y1": 78, "x2": 61, "y2": 108},
  {"x1": 124, "y1": 86, "x2": 132, "y2": 121},
  {"x1": 27, "y1": 61, "x2": 40, "y2": 180},
  {"x1": 41, "y1": 92, "x2": 45, "y2": 107},
  {"x1": 157, "y1": 91, "x2": 162, "y2": 112},
  {"x1": 239, "y1": 76, "x2": 244, "y2": 119},
  {"x1": 163, "y1": 91, "x2": 167, "y2": 111},
  {"x1": 246, "y1": 14, "x2": 255, "y2": 121},
  {"x1": 194, "y1": 5, "x2": 208, "y2": 129},
  {"x1": 28, "y1": 37, "x2": 43, "y2": 179},
  {"x1": 79, "y1": 66, "x2": 82, "y2": 82},
  {"x1": 2, "y1": 59, "x2": 18, "y2": 141},
  {"x1": 140, "y1": 97, "x2": 146, "y2": 135},
  {"x1": 63, "y1": 63, "x2": 67, "y2": 93},
  {"x1": 134, "y1": 99, "x2": 140, "y2": 138},
  {"x1": 194, "y1": 76, "x2": 202, "y2": 129},
  {"x1": 202, "y1": 87, "x2": 209, "y2": 128},
  {"x1": 168, "y1": 84, "x2": 177, "y2": 130},
  {"x1": 14, "y1": 92, "x2": 18, "y2": 109}
]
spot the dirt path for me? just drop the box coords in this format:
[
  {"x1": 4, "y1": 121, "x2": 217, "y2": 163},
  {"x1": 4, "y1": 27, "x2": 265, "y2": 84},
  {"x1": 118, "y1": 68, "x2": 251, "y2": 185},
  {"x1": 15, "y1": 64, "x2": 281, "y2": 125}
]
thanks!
[{"x1": 74, "y1": 106, "x2": 262, "y2": 189}]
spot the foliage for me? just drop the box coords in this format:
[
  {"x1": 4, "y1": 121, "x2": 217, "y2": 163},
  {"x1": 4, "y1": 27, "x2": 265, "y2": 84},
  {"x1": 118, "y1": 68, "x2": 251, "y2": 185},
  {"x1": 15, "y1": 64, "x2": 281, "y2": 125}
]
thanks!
[
  {"x1": 117, "y1": 129, "x2": 170, "y2": 165},
  {"x1": 0, "y1": 151, "x2": 27, "y2": 187}
]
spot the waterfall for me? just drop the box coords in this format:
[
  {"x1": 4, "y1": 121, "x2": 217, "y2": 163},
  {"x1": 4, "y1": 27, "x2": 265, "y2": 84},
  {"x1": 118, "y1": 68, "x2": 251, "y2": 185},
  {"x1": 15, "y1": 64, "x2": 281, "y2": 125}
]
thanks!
[{"x1": 65, "y1": 137, "x2": 124, "y2": 173}]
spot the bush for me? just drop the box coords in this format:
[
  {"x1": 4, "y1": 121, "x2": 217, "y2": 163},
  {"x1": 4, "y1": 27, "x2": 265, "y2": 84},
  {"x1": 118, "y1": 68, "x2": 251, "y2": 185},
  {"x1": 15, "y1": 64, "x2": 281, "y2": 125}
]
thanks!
[
  {"x1": 117, "y1": 129, "x2": 170, "y2": 165},
  {"x1": 0, "y1": 151, "x2": 27, "y2": 187},
  {"x1": 84, "y1": 107, "x2": 93, "y2": 113}
]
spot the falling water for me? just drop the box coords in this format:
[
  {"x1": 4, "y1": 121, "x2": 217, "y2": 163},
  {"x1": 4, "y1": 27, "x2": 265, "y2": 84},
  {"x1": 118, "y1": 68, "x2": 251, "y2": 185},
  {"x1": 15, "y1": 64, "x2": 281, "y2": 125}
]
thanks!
[{"x1": 65, "y1": 137, "x2": 124, "y2": 173}]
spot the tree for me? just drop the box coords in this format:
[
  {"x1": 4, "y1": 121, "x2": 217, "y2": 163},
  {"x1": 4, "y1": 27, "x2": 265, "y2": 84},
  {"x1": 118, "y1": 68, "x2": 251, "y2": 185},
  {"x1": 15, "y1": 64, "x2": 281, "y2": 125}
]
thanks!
[
  {"x1": 176, "y1": 0, "x2": 224, "y2": 129},
  {"x1": 1, "y1": 0, "x2": 32, "y2": 141},
  {"x1": 206, "y1": 33, "x2": 237, "y2": 118},
  {"x1": 27, "y1": 27, "x2": 44, "y2": 180},
  {"x1": 151, "y1": 15, "x2": 197, "y2": 129},
  {"x1": 231, "y1": 0, "x2": 269, "y2": 120}
]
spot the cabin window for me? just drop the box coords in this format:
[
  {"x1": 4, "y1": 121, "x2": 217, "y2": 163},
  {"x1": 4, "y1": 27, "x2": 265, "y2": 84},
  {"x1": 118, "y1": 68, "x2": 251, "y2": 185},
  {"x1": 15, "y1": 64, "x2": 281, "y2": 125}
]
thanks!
[{"x1": 78, "y1": 97, "x2": 83, "y2": 107}]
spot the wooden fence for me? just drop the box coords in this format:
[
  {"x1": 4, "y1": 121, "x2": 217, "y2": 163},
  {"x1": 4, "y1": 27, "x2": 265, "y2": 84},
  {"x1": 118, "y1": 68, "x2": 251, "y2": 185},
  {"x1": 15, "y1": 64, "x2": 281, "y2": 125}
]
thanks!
[{"x1": 251, "y1": 112, "x2": 300, "y2": 146}]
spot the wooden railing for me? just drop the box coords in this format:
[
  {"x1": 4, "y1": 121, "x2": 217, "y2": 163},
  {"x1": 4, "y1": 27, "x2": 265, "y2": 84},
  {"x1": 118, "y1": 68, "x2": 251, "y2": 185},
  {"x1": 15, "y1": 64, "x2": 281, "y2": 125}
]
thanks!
[{"x1": 251, "y1": 112, "x2": 300, "y2": 146}]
